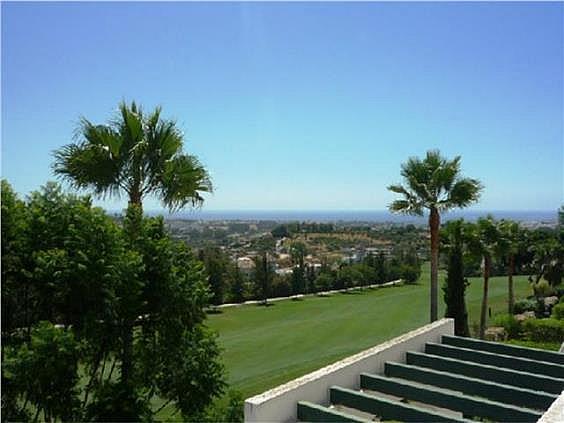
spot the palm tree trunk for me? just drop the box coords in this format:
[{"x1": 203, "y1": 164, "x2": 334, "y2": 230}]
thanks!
[
  {"x1": 429, "y1": 207, "x2": 440, "y2": 322},
  {"x1": 508, "y1": 255, "x2": 515, "y2": 314},
  {"x1": 479, "y1": 255, "x2": 491, "y2": 339}
]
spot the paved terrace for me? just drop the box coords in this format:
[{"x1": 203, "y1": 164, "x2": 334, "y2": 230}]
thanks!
[{"x1": 245, "y1": 319, "x2": 564, "y2": 422}]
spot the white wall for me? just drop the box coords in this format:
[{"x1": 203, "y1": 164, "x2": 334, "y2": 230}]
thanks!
[
  {"x1": 538, "y1": 391, "x2": 564, "y2": 423},
  {"x1": 244, "y1": 318, "x2": 455, "y2": 423}
]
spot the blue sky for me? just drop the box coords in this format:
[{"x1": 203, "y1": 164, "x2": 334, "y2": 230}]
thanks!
[{"x1": 2, "y1": 2, "x2": 563, "y2": 212}]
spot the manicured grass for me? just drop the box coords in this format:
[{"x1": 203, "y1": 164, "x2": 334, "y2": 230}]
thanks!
[{"x1": 206, "y1": 266, "x2": 532, "y2": 398}]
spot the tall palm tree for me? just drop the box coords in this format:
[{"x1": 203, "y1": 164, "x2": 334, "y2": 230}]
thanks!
[
  {"x1": 52, "y1": 101, "x2": 212, "y2": 385},
  {"x1": 497, "y1": 220, "x2": 523, "y2": 314},
  {"x1": 53, "y1": 101, "x2": 212, "y2": 214},
  {"x1": 388, "y1": 150, "x2": 482, "y2": 322},
  {"x1": 467, "y1": 216, "x2": 499, "y2": 339}
]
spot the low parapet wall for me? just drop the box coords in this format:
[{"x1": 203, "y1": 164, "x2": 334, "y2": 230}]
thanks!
[
  {"x1": 219, "y1": 279, "x2": 402, "y2": 309},
  {"x1": 244, "y1": 318, "x2": 455, "y2": 422},
  {"x1": 538, "y1": 391, "x2": 564, "y2": 423}
]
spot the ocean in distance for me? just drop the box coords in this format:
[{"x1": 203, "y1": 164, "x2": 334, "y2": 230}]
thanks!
[{"x1": 143, "y1": 209, "x2": 558, "y2": 224}]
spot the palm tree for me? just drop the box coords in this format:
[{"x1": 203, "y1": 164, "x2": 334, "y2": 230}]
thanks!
[
  {"x1": 466, "y1": 216, "x2": 499, "y2": 339},
  {"x1": 497, "y1": 220, "x2": 523, "y2": 314},
  {"x1": 388, "y1": 150, "x2": 482, "y2": 322},
  {"x1": 52, "y1": 101, "x2": 212, "y2": 385},
  {"x1": 53, "y1": 101, "x2": 212, "y2": 214}
]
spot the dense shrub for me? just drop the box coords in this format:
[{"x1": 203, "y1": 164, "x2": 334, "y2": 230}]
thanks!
[
  {"x1": 271, "y1": 275, "x2": 292, "y2": 298},
  {"x1": 551, "y1": 303, "x2": 564, "y2": 320},
  {"x1": 513, "y1": 299, "x2": 537, "y2": 314},
  {"x1": 522, "y1": 318, "x2": 564, "y2": 343},
  {"x1": 1, "y1": 182, "x2": 226, "y2": 421},
  {"x1": 3, "y1": 322, "x2": 82, "y2": 421},
  {"x1": 533, "y1": 280, "x2": 555, "y2": 297},
  {"x1": 493, "y1": 314, "x2": 521, "y2": 339}
]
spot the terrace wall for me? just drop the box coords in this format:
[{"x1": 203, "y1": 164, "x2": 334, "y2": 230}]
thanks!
[{"x1": 244, "y1": 318, "x2": 454, "y2": 422}]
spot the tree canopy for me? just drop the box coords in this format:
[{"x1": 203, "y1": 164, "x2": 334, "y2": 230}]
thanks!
[{"x1": 52, "y1": 101, "x2": 212, "y2": 211}]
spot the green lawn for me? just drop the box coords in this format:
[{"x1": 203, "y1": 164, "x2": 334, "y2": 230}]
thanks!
[{"x1": 206, "y1": 267, "x2": 532, "y2": 398}]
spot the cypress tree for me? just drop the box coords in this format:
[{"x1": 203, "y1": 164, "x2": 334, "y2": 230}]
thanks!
[{"x1": 442, "y1": 220, "x2": 470, "y2": 337}]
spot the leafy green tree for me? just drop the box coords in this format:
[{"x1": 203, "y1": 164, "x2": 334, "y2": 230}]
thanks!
[
  {"x1": 199, "y1": 246, "x2": 229, "y2": 306},
  {"x1": 338, "y1": 265, "x2": 363, "y2": 289},
  {"x1": 271, "y1": 225, "x2": 290, "y2": 239},
  {"x1": 466, "y1": 216, "x2": 499, "y2": 339},
  {"x1": 388, "y1": 150, "x2": 482, "y2": 322},
  {"x1": 315, "y1": 272, "x2": 334, "y2": 292},
  {"x1": 52, "y1": 101, "x2": 214, "y2": 391},
  {"x1": 355, "y1": 263, "x2": 377, "y2": 287},
  {"x1": 3, "y1": 322, "x2": 81, "y2": 422},
  {"x1": 52, "y1": 101, "x2": 212, "y2": 214},
  {"x1": 1, "y1": 182, "x2": 226, "y2": 421},
  {"x1": 1, "y1": 180, "x2": 29, "y2": 346},
  {"x1": 127, "y1": 217, "x2": 225, "y2": 419},
  {"x1": 441, "y1": 220, "x2": 470, "y2": 336}
]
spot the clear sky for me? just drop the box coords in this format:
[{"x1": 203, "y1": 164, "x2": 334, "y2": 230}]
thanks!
[{"x1": 2, "y1": 2, "x2": 563, "y2": 212}]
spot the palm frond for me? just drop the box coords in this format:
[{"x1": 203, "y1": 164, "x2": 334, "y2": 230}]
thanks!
[
  {"x1": 388, "y1": 199, "x2": 424, "y2": 216},
  {"x1": 52, "y1": 143, "x2": 122, "y2": 198},
  {"x1": 438, "y1": 177, "x2": 482, "y2": 210},
  {"x1": 158, "y1": 154, "x2": 213, "y2": 212}
]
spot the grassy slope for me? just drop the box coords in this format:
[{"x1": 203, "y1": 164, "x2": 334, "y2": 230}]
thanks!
[{"x1": 207, "y1": 267, "x2": 532, "y2": 398}]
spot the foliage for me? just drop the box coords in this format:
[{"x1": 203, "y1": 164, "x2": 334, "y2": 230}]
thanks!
[
  {"x1": 314, "y1": 272, "x2": 334, "y2": 292},
  {"x1": 465, "y1": 216, "x2": 500, "y2": 339},
  {"x1": 271, "y1": 225, "x2": 290, "y2": 238},
  {"x1": 196, "y1": 390, "x2": 244, "y2": 423},
  {"x1": 399, "y1": 263, "x2": 421, "y2": 284},
  {"x1": 532, "y1": 279, "x2": 555, "y2": 297},
  {"x1": 290, "y1": 242, "x2": 307, "y2": 295},
  {"x1": 3, "y1": 322, "x2": 82, "y2": 422},
  {"x1": 387, "y1": 150, "x2": 483, "y2": 215},
  {"x1": 551, "y1": 303, "x2": 564, "y2": 320},
  {"x1": 493, "y1": 314, "x2": 521, "y2": 339},
  {"x1": 84, "y1": 381, "x2": 152, "y2": 422},
  {"x1": 52, "y1": 101, "x2": 212, "y2": 211},
  {"x1": 1, "y1": 180, "x2": 29, "y2": 344},
  {"x1": 441, "y1": 220, "x2": 470, "y2": 336},
  {"x1": 230, "y1": 266, "x2": 247, "y2": 303},
  {"x1": 199, "y1": 246, "x2": 229, "y2": 305},
  {"x1": 252, "y1": 252, "x2": 273, "y2": 304},
  {"x1": 1, "y1": 181, "x2": 226, "y2": 421},
  {"x1": 388, "y1": 150, "x2": 483, "y2": 322},
  {"x1": 271, "y1": 274, "x2": 292, "y2": 298},
  {"x1": 504, "y1": 339, "x2": 561, "y2": 352},
  {"x1": 527, "y1": 223, "x2": 563, "y2": 287},
  {"x1": 337, "y1": 265, "x2": 364, "y2": 289},
  {"x1": 522, "y1": 318, "x2": 564, "y2": 343},
  {"x1": 513, "y1": 298, "x2": 538, "y2": 314}
]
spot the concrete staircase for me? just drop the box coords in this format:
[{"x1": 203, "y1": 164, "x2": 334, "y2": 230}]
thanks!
[{"x1": 298, "y1": 336, "x2": 564, "y2": 422}]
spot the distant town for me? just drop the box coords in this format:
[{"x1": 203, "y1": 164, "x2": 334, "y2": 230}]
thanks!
[{"x1": 162, "y1": 217, "x2": 556, "y2": 279}]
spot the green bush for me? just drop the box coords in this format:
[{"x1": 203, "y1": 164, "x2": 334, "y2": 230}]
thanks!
[
  {"x1": 493, "y1": 314, "x2": 521, "y2": 339},
  {"x1": 533, "y1": 280, "x2": 555, "y2": 297},
  {"x1": 513, "y1": 299, "x2": 537, "y2": 314},
  {"x1": 552, "y1": 303, "x2": 564, "y2": 320},
  {"x1": 522, "y1": 318, "x2": 564, "y2": 343}
]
